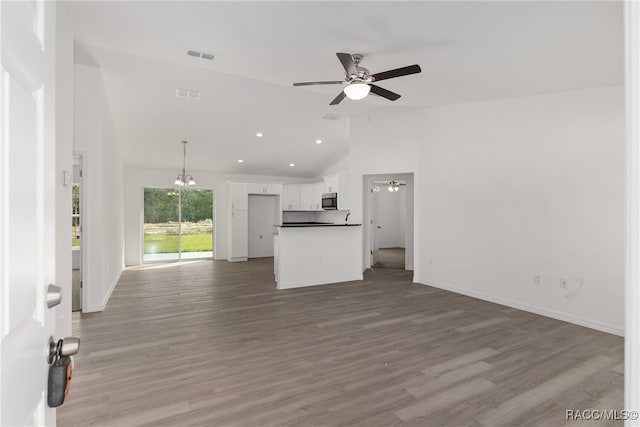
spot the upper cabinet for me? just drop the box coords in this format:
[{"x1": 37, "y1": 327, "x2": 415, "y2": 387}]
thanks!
[
  {"x1": 300, "y1": 185, "x2": 315, "y2": 211},
  {"x1": 285, "y1": 184, "x2": 324, "y2": 211},
  {"x1": 230, "y1": 182, "x2": 248, "y2": 211},
  {"x1": 247, "y1": 183, "x2": 282, "y2": 195},
  {"x1": 323, "y1": 171, "x2": 350, "y2": 210},
  {"x1": 283, "y1": 185, "x2": 301, "y2": 211},
  {"x1": 323, "y1": 174, "x2": 339, "y2": 194},
  {"x1": 312, "y1": 183, "x2": 323, "y2": 211},
  {"x1": 281, "y1": 171, "x2": 350, "y2": 211}
]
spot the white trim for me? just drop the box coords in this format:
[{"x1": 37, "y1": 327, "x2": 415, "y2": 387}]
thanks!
[
  {"x1": 416, "y1": 277, "x2": 623, "y2": 337},
  {"x1": 84, "y1": 268, "x2": 122, "y2": 312},
  {"x1": 277, "y1": 273, "x2": 363, "y2": 290},
  {"x1": 227, "y1": 256, "x2": 248, "y2": 262},
  {"x1": 625, "y1": 0, "x2": 640, "y2": 423}
]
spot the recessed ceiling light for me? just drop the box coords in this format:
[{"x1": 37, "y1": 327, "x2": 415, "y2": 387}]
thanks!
[
  {"x1": 256, "y1": 132, "x2": 263, "y2": 138},
  {"x1": 237, "y1": 159, "x2": 244, "y2": 163},
  {"x1": 315, "y1": 139, "x2": 322, "y2": 144},
  {"x1": 289, "y1": 163, "x2": 295, "y2": 167}
]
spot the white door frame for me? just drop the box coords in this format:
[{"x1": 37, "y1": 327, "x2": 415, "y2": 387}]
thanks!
[
  {"x1": 73, "y1": 152, "x2": 87, "y2": 313},
  {"x1": 362, "y1": 173, "x2": 414, "y2": 272},
  {"x1": 625, "y1": 1, "x2": 640, "y2": 422}
]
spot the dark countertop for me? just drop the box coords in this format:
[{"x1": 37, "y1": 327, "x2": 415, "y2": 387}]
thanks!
[{"x1": 279, "y1": 222, "x2": 362, "y2": 228}]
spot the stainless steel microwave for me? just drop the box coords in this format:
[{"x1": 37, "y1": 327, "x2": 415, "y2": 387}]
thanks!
[{"x1": 322, "y1": 193, "x2": 338, "y2": 210}]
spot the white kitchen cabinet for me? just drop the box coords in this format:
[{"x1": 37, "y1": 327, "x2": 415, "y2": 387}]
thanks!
[
  {"x1": 230, "y1": 182, "x2": 248, "y2": 211},
  {"x1": 323, "y1": 174, "x2": 339, "y2": 194},
  {"x1": 312, "y1": 183, "x2": 323, "y2": 210},
  {"x1": 247, "y1": 183, "x2": 282, "y2": 195},
  {"x1": 323, "y1": 171, "x2": 350, "y2": 210},
  {"x1": 300, "y1": 185, "x2": 315, "y2": 211},
  {"x1": 283, "y1": 185, "x2": 301, "y2": 210},
  {"x1": 229, "y1": 210, "x2": 248, "y2": 261}
]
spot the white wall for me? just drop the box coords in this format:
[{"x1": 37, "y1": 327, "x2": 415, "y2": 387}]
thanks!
[
  {"x1": 74, "y1": 63, "x2": 125, "y2": 312},
  {"x1": 55, "y1": 2, "x2": 74, "y2": 336},
  {"x1": 315, "y1": 154, "x2": 350, "y2": 179},
  {"x1": 349, "y1": 109, "x2": 422, "y2": 274},
  {"x1": 418, "y1": 86, "x2": 625, "y2": 334},
  {"x1": 248, "y1": 195, "x2": 278, "y2": 258},
  {"x1": 348, "y1": 87, "x2": 624, "y2": 335},
  {"x1": 124, "y1": 167, "x2": 314, "y2": 265}
]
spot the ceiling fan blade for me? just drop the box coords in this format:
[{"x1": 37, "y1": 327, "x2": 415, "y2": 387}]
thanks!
[
  {"x1": 329, "y1": 91, "x2": 346, "y2": 105},
  {"x1": 371, "y1": 64, "x2": 422, "y2": 82},
  {"x1": 293, "y1": 81, "x2": 344, "y2": 86},
  {"x1": 369, "y1": 84, "x2": 401, "y2": 101},
  {"x1": 336, "y1": 52, "x2": 357, "y2": 76}
]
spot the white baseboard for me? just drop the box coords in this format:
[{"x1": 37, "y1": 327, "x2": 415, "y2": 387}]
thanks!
[
  {"x1": 84, "y1": 267, "x2": 123, "y2": 313},
  {"x1": 227, "y1": 257, "x2": 248, "y2": 262},
  {"x1": 278, "y1": 274, "x2": 363, "y2": 290},
  {"x1": 415, "y1": 276, "x2": 623, "y2": 337}
]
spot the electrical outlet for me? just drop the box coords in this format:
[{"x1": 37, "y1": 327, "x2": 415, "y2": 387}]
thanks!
[
  {"x1": 533, "y1": 275, "x2": 540, "y2": 284},
  {"x1": 560, "y1": 278, "x2": 568, "y2": 289}
]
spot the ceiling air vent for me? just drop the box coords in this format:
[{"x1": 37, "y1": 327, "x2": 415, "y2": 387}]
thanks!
[
  {"x1": 176, "y1": 88, "x2": 201, "y2": 100},
  {"x1": 322, "y1": 113, "x2": 341, "y2": 121},
  {"x1": 185, "y1": 49, "x2": 215, "y2": 61}
]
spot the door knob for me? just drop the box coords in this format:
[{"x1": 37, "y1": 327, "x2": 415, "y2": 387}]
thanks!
[
  {"x1": 60, "y1": 337, "x2": 80, "y2": 356},
  {"x1": 48, "y1": 337, "x2": 80, "y2": 363},
  {"x1": 46, "y1": 284, "x2": 62, "y2": 308}
]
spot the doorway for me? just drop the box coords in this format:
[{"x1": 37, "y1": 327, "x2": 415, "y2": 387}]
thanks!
[
  {"x1": 72, "y1": 155, "x2": 83, "y2": 311},
  {"x1": 143, "y1": 187, "x2": 214, "y2": 262},
  {"x1": 364, "y1": 173, "x2": 414, "y2": 271}
]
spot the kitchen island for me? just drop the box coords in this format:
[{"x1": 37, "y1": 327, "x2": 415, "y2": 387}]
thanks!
[{"x1": 274, "y1": 223, "x2": 362, "y2": 290}]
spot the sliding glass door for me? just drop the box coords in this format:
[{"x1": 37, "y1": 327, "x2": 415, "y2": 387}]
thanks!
[
  {"x1": 143, "y1": 188, "x2": 214, "y2": 262},
  {"x1": 180, "y1": 189, "x2": 214, "y2": 259}
]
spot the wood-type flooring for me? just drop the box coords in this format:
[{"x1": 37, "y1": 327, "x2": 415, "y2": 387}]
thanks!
[{"x1": 58, "y1": 258, "x2": 624, "y2": 426}]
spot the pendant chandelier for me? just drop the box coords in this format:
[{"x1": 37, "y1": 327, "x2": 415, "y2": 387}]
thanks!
[{"x1": 174, "y1": 140, "x2": 196, "y2": 186}]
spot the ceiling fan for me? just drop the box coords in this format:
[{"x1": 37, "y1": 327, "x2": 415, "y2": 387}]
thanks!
[
  {"x1": 373, "y1": 180, "x2": 406, "y2": 192},
  {"x1": 293, "y1": 53, "x2": 421, "y2": 105}
]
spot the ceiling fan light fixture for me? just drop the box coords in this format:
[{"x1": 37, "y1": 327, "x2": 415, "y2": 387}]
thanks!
[
  {"x1": 344, "y1": 82, "x2": 370, "y2": 100},
  {"x1": 387, "y1": 180, "x2": 402, "y2": 192}
]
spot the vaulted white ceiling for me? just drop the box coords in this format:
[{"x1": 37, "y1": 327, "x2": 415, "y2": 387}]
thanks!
[{"x1": 71, "y1": 1, "x2": 623, "y2": 177}]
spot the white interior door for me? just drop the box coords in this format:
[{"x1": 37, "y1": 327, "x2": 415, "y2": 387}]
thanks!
[
  {"x1": 248, "y1": 195, "x2": 276, "y2": 258},
  {"x1": 1, "y1": 1, "x2": 58, "y2": 425}
]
